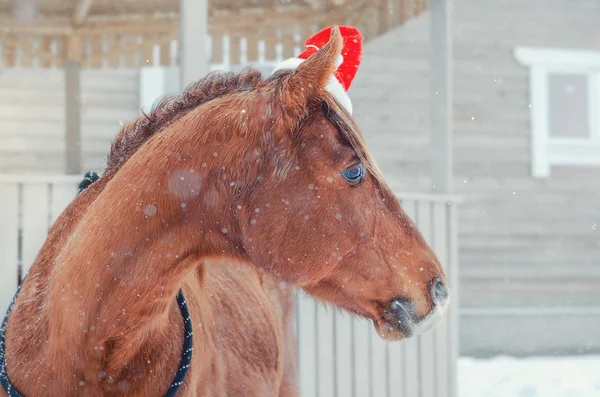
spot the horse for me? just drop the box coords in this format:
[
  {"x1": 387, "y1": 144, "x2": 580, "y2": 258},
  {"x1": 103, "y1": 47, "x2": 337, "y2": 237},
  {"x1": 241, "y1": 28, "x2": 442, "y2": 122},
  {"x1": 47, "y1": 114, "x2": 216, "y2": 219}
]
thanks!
[{"x1": 1, "y1": 27, "x2": 449, "y2": 396}]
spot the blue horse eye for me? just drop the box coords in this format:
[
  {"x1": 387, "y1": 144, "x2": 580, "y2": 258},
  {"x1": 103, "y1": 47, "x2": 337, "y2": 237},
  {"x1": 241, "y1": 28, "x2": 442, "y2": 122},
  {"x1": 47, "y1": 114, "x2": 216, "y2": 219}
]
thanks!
[{"x1": 341, "y1": 163, "x2": 365, "y2": 184}]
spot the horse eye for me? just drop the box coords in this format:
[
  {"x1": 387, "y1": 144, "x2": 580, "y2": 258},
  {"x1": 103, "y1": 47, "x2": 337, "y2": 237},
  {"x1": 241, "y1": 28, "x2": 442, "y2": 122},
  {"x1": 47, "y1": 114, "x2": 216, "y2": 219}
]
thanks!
[{"x1": 341, "y1": 162, "x2": 366, "y2": 185}]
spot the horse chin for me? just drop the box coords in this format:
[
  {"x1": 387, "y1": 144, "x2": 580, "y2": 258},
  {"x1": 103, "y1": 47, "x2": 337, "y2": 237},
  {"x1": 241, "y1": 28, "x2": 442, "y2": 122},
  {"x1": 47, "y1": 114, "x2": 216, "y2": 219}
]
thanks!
[
  {"x1": 336, "y1": 301, "x2": 412, "y2": 341},
  {"x1": 375, "y1": 300, "x2": 449, "y2": 341},
  {"x1": 373, "y1": 318, "x2": 412, "y2": 341}
]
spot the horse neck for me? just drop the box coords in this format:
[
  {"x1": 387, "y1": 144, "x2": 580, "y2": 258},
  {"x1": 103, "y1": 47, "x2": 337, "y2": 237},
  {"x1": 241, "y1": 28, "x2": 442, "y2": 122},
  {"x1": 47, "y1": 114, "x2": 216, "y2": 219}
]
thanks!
[{"x1": 7, "y1": 131, "x2": 244, "y2": 395}]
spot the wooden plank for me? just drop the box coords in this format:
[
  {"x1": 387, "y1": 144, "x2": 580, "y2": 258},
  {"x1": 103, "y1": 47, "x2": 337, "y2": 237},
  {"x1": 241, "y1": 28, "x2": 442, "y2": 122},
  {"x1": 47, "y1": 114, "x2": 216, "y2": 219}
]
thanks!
[
  {"x1": 378, "y1": 0, "x2": 391, "y2": 34},
  {"x1": 145, "y1": 36, "x2": 159, "y2": 67},
  {"x1": 297, "y1": 294, "x2": 317, "y2": 397},
  {"x1": 65, "y1": 35, "x2": 83, "y2": 63},
  {"x1": 416, "y1": 201, "x2": 436, "y2": 397},
  {"x1": 295, "y1": 27, "x2": 310, "y2": 56},
  {"x1": 388, "y1": 336, "x2": 405, "y2": 396},
  {"x1": 388, "y1": 0, "x2": 399, "y2": 27},
  {"x1": 180, "y1": 0, "x2": 209, "y2": 86},
  {"x1": 316, "y1": 303, "x2": 335, "y2": 397},
  {"x1": 51, "y1": 182, "x2": 77, "y2": 226},
  {"x1": 400, "y1": 199, "x2": 420, "y2": 397},
  {"x1": 371, "y1": 326, "x2": 388, "y2": 397},
  {"x1": 221, "y1": 36, "x2": 231, "y2": 69},
  {"x1": 65, "y1": 60, "x2": 82, "y2": 175},
  {"x1": 295, "y1": 290, "x2": 301, "y2": 374},
  {"x1": 0, "y1": 17, "x2": 72, "y2": 36},
  {"x1": 257, "y1": 40, "x2": 266, "y2": 64},
  {"x1": 81, "y1": 68, "x2": 139, "y2": 89},
  {"x1": 430, "y1": 0, "x2": 453, "y2": 194},
  {"x1": 39, "y1": 36, "x2": 53, "y2": 68},
  {"x1": 170, "y1": 39, "x2": 178, "y2": 67},
  {"x1": 279, "y1": 29, "x2": 296, "y2": 59},
  {"x1": 334, "y1": 310, "x2": 353, "y2": 397},
  {"x1": 409, "y1": 0, "x2": 418, "y2": 17},
  {"x1": 396, "y1": 0, "x2": 406, "y2": 25},
  {"x1": 89, "y1": 35, "x2": 104, "y2": 69},
  {"x1": 78, "y1": 19, "x2": 175, "y2": 36},
  {"x1": 133, "y1": 36, "x2": 143, "y2": 68},
  {"x1": 21, "y1": 183, "x2": 50, "y2": 277},
  {"x1": 160, "y1": 39, "x2": 171, "y2": 67},
  {"x1": 0, "y1": 121, "x2": 64, "y2": 137},
  {"x1": 246, "y1": 36, "x2": 259, "y2": 63},
  {"x1": 103, "y1": 35, "x2": 119, "y2": 68},
  {"x1": 211, "y1": 34, "x2": 223, "y2": 65},
  {"x1": 401, "y1": 199, "x2": 417, "y2": 225},
  {"x1": 239, "y1": 37, "x2": 248, "y2": 65},
  {"x1": 447, "y1": 203, "x2": 459, "y2": 397},
  {"x1": 352, "y1": 316, "x2": 371, "y2": 397},
  {"x1": 53, "y1": 36, "x2": 66, "y2": 68},
  {"x1": 119, "y1": 35, "x2": 135, "y2": 67},
  {"x1": 209, "y1": 8, "x2": 337, "y2": 34},
  {"x1": 0, "y1": 105, "x2": 62, "y2": 123},
  {"x1": 3, "y1": 34, "x2": 17, "y2": 67},
  {"x1": 0, "y1": 183, "x2": 20, "y2": 315},
  {"x1": 0, "y1": 136, "x2": 64, "y2": 152},
  {"x1": 229, "y1": 36, "x2": 241, "y2": 65},
  {"x1": 432, "y1": 202, "x2": 450, "y2": 397},
  {"x1": 73, "y1": 0, "x2": 94, "y2": 25},
  {"x1": 263, "y1": 35, "x2": 277, "y2": 63},
  {"x1": 19, "y1": 36, "x2": 34, "y2": 67},
  {"x1": 402, "y1": 314, "x2": 420, "y2": 395},
  {"x1": 416, "y1": 201, "x2": 433, "y2": 245}
]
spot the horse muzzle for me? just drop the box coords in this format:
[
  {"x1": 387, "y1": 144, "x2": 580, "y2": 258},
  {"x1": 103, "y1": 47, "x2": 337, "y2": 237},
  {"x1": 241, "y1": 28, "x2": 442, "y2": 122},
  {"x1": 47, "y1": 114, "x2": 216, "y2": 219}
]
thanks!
[{"x1": 379, "y1": 278, "x2": 449, "y2": 340}]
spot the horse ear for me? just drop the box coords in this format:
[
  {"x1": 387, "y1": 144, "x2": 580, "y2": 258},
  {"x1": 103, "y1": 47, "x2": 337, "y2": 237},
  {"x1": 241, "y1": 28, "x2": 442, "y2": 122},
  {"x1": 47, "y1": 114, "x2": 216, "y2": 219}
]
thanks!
[
  {"x1": 274, "y1": 27, "x2": 343, "y2": 121},
  {"x1": 289, "y1": 26, "x2": 343, "y2": 93}
]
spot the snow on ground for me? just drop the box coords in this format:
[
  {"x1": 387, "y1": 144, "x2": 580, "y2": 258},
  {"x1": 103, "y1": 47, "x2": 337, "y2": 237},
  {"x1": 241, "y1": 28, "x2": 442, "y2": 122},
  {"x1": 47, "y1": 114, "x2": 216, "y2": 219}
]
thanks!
[{"x1": 459, "y1": 355, "x2": 600, "y2": 397}]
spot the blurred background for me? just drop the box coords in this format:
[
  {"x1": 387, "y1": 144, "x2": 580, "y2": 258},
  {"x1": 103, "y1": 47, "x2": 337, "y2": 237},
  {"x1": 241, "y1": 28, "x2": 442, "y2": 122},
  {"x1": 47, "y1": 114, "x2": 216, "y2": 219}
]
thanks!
[{"x1": 1, "y1": 0, "x2": 599, "y2": 396}]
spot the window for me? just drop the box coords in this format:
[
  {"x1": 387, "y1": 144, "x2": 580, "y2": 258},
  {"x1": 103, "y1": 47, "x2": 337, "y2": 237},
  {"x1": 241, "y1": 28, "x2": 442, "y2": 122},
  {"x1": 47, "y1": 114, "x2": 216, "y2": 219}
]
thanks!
[{"x1": 514, "y1": 47, "x2": 600, "y2": 178}]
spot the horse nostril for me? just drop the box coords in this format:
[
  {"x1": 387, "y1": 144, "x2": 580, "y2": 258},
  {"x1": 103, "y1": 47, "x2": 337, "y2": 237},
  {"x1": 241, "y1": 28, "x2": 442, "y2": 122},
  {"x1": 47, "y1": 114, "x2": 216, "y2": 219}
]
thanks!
[
  {"x1": 431, "y1": 279, "x2": 449, "y2": 306},
  {"x1": 390, "y1": 298, "x2": 416, "y2": 318},
  {"x1": 385, "y1": 298, "x2": 417, "y2": 337}
]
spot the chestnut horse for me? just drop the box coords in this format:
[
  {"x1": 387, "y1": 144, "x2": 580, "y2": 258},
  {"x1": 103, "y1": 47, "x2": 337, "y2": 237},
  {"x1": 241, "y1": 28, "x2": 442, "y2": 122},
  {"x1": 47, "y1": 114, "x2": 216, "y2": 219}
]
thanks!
[{"x1": 1, "y1": 28, "x2": 448, "y2": 396}]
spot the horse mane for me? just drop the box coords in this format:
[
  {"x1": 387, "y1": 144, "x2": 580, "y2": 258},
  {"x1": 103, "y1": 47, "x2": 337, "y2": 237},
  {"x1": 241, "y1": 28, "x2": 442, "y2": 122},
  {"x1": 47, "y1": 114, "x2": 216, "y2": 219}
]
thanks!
[
  {"x1": 102, "y1": 65, "x2": 382, "y2": 188},
  {"x1": 105, "y1": 68, "x2": 264, "y2": 174}
]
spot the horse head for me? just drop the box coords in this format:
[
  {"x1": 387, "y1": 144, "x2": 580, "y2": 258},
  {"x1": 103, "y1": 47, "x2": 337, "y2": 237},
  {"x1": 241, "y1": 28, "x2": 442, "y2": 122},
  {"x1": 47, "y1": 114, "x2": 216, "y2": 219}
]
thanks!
[
  {"x1": 160, "y1": 26, "x2": 449, "y2": 340},
  {"x1": 54, "y1": 27, "x2": 449, "y2": 347}
]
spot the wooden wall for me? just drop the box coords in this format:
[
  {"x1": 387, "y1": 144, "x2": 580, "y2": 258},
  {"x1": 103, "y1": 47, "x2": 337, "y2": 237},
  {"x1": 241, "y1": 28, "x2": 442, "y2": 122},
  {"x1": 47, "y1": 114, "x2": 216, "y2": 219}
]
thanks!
[
  {"x1": 349, "y1": 0, "x2": 600, "y2": 355},
  {"x1": 0, "y1": 68, "x2": 139, "y2": 173}
]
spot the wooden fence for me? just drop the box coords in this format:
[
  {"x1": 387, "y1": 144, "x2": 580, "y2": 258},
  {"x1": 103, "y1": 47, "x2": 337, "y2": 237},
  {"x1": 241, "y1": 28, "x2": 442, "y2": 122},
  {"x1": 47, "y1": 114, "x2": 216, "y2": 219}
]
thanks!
[
  {"x1": 0, "y1": 0, "x2": 430, "y2": 70},
  {"x1": 0, "y1": 175, "x2": 459, "y2": 397},
  {"x1": 295, "y1": 193, "x2": 459, "y2": 397},
  {"x1": 0, "y1": 34, "x2": 305, "y2": 70}
]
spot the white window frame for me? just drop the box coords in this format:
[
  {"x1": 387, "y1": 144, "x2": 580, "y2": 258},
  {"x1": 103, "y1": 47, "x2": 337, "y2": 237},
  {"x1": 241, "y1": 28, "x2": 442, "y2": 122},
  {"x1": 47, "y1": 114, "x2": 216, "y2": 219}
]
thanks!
[{"x1": 514, "y1": 47, "x2": 600, "y2": 178}]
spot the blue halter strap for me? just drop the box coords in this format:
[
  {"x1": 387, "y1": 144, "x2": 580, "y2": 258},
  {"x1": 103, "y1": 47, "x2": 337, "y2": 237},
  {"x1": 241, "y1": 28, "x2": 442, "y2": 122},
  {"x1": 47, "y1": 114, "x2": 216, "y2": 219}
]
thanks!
[{"x1": 0, "y1": 283, "x2": 193, "y2": 397}]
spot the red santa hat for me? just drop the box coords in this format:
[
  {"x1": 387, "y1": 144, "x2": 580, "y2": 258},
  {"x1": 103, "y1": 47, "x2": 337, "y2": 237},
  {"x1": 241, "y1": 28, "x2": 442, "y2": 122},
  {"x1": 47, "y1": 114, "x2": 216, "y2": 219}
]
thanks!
[{"x1": 272, "y1": 25, "x2": 363, "y2": 115}]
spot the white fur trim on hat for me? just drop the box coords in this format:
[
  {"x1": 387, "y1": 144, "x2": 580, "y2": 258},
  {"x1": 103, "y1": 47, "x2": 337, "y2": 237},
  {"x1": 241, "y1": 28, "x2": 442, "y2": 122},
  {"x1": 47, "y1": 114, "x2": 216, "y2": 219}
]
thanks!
[
  {"x1": 272, "y1": 56, "x2": 353, "y2": 115},
  {"x1": 325, "y1": 75, "x2": 352, "y2": 114},
  {"x1": 272, "y1": 57, "x2": 305, "y2": 74}
]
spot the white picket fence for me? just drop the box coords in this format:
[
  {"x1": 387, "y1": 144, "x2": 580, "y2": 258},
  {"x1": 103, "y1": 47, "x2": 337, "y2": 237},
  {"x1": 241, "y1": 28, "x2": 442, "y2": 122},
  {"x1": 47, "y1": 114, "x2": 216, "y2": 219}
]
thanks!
[{"x1": 0, "y1": 175, "x2": 459, "y2": 397}]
